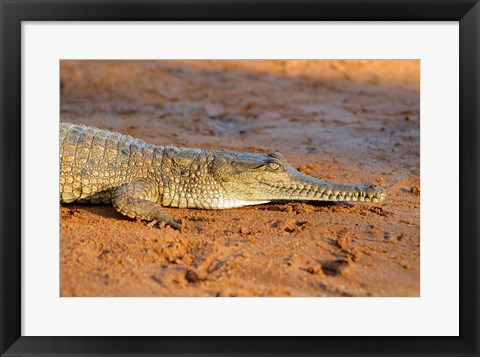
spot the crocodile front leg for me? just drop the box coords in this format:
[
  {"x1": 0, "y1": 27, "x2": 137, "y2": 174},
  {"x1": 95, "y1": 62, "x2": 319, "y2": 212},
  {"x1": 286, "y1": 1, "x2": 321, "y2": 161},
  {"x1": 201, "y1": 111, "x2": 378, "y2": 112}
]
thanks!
[{"x1": 111, "y1": 180, "x2": 182, "y2": 231}]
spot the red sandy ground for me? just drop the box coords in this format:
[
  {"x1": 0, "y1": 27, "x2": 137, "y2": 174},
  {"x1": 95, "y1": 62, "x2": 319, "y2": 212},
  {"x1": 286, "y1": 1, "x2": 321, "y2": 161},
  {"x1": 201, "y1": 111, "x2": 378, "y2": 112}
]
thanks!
[{"x1": 60, "y1": 60, "x2": 420, "y2": 297}]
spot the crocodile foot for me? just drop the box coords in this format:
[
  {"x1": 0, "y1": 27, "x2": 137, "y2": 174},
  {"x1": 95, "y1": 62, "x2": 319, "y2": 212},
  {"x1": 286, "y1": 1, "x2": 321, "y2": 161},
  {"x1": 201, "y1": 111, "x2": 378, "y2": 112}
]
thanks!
[{"x1": 146, "y1": 215, "x2": 183, "y2": 231}]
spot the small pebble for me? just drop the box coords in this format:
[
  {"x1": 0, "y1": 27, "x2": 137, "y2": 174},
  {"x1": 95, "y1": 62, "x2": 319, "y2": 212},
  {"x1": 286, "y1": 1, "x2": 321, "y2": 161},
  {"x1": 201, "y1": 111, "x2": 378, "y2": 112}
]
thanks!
[
  {"x1": 307, "y1": 265, "x2": 322, "y2": 275},
  {"x1": 410, "y1": 186, "x2": 420, "y2": 195}
]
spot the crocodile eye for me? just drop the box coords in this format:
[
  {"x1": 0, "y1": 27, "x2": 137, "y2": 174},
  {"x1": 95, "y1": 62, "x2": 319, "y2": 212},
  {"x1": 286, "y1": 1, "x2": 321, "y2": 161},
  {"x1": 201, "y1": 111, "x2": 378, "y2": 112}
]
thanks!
[{"x1": 267, "y1": 162, "x2": 281, "y2": 171}]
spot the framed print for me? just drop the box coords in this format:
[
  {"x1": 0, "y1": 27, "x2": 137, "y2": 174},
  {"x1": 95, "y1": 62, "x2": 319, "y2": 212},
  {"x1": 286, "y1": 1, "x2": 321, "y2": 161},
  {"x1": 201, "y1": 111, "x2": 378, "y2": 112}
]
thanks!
[{"x1": 1, "y1": 1, "x2": 479, "y2": 356}]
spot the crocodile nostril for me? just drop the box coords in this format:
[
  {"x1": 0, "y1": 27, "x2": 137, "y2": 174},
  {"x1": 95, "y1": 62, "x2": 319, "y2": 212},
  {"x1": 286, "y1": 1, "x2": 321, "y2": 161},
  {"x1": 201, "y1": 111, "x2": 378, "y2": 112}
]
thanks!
[{"x1": 369, "y1": 184, "x2": 378, "y2": 189}]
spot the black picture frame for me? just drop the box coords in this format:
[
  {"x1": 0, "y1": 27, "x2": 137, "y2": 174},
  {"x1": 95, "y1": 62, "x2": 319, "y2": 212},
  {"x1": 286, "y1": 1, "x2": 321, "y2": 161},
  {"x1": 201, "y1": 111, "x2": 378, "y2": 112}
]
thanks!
[{"x1": 1, "y1": 1, "x2": 478, "y2": 356}]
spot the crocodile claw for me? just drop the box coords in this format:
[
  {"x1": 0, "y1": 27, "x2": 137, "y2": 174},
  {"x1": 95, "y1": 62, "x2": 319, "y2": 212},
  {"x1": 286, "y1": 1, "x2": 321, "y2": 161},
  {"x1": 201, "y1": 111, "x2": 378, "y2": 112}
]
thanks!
[{"x1": 147, "y1": 216, "x2": 183, "y2": 231}]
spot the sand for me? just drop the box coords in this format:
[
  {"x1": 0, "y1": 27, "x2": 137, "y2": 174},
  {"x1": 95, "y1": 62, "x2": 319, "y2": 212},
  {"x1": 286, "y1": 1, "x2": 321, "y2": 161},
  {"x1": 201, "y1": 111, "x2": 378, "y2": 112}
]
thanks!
[{"x1": 60, "y1": 60, "x2": 420, "y2": 297}]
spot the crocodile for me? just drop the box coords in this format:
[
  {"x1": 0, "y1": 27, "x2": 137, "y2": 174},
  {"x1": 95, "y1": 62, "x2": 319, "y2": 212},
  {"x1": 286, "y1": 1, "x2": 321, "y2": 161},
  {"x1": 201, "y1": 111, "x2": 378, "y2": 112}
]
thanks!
[{"x1": 60, "y1": 122, "x2": 386, "y2": 231}]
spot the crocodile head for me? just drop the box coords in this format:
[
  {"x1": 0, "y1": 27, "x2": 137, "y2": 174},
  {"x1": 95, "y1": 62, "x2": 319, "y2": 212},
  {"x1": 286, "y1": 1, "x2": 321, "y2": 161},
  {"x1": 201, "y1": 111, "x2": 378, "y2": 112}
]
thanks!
[{"x1": 212, "y1": 151, "x2": 386, "y2": 207}]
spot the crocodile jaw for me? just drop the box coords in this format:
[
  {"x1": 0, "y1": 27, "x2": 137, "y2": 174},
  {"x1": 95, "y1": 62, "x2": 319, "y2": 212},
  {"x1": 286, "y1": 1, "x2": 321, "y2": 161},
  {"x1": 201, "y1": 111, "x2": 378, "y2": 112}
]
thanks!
[
  {"x1": 216, "y1": 152, "x2": 387, "y2": 207},
  {"x1": 257, "y1": 173, "x2": 387, "y2": 203},
  {"x1": 220, "y1": 173, "x2": 387, "y2": 206}
]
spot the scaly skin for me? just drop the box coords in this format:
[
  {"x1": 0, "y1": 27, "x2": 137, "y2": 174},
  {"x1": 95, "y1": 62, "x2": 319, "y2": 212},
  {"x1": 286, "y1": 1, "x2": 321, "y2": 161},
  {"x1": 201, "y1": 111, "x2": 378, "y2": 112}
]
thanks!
[{"x1": 60, "y1": 122, "x2": 387, "y2": 230}]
